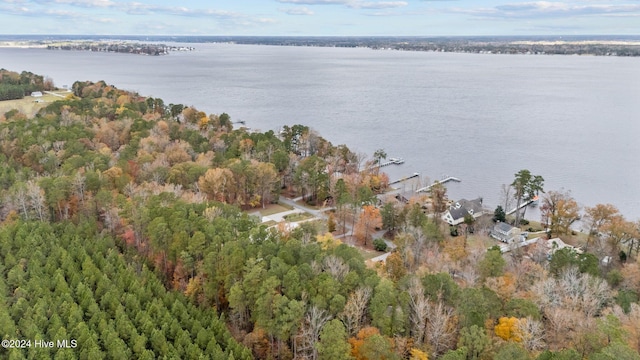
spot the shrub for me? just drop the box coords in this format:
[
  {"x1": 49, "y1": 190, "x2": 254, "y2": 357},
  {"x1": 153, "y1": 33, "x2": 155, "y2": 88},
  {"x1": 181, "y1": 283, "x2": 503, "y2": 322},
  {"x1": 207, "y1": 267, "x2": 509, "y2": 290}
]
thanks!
[
  {"x1": 373, "y1": 238, "x2": 387, "y2": 252},
  {"x1": 450, "y1": 226, "x2": 459, "y2": 237},
  {"x1": 606, "y1": 270, "x2": 623, "y2": 287}
]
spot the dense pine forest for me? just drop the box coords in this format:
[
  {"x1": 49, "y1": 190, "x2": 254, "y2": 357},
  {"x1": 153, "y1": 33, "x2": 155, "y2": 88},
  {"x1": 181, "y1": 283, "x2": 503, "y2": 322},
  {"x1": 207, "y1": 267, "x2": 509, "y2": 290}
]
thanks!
[{"x1": 0, "y1": 70, "x2": 639, "y2": 360}]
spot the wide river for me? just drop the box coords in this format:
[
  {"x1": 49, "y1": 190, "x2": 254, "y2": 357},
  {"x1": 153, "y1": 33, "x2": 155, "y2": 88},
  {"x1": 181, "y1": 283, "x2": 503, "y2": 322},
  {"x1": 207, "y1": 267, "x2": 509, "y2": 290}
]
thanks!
[{"x1": 1, "y1": 43, "x2": 639, "y2": 221}]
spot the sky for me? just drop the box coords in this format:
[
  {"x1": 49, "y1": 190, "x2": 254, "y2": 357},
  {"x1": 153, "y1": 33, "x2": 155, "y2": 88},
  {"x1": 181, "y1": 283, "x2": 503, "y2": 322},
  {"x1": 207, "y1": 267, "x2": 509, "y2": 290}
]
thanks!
[{"x1": 1, "y1": 0, "x2": 639, "y2": 36}]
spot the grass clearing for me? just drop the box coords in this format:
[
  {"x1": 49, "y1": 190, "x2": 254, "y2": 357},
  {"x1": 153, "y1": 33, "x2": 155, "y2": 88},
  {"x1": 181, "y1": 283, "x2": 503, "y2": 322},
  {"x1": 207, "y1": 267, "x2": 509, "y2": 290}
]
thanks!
[
  {"x1": 357, "y1": 247, "x2": 383, "y2": 260},
  {"x1": 248, "y1": 203, "x2": 293, "y2": 217},
  {"x1": 283, "y1": 212, "x2": 314, "y2": 222},
  {"x1": 294, "y1": 199, "x2": 330, "y2": 211},
  {"x1": 465, "y1": 234, "x2": 496, "y2": 249},
  {"x1": 0, "y1": 92, "x2": 70, "y2": 118}
]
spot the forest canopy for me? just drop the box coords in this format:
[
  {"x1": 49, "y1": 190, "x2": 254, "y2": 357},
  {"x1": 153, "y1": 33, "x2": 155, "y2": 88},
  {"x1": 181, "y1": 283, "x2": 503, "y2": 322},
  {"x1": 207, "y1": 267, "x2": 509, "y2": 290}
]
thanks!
[{"x1": 0, "y1": 72, "x2": 639, "y2": 360}]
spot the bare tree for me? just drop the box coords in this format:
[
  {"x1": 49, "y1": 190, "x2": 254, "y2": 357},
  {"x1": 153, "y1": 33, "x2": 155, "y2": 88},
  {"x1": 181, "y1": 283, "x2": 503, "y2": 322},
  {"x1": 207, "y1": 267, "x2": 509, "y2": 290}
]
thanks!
[
  {"x1": 12, "y1": 184, "x2": 30, "y2": 220},
  {"x1": 516, "y1": 317, "x2": 546, "y2": 351},
  {"x1": 425, "y1": 300, "x2": 457, "y2": 356},
  {"x1": 72, "y1": 172, "x2": 86, "y2": 206},
  {"x1": 534, "y1": 267, "x2": 611, "y2": 319},
  {"x1": 543, "y1": 307, "x2": 580, "y2": 349},
  {"x1": 500, "y1": 183, "x2": 514, "y2": 217},
  {"x1": 558, "y1": 267, "x2": 610, "y2": 317},
  {"x1": 507, "y1": 257, "x2": 545, "y2": 292},
  {"x1": 322, "y1": 255, "x2": 350, "y2": 282},
  {"x1": 407, "y1": 226, "x2": 428, "y2": 270},
  {"x1": 407, "y1": 277, "x2": 429, "y2": 344},
  {"x1": 26, "y1": 180, "x2": 47, "y2": 221},
  {"x1": 339, "y1": 286, "x2": 372, "y2": 336},
  {"x1": 295, "y1": 305, "x2": 332, "y2": 360}
]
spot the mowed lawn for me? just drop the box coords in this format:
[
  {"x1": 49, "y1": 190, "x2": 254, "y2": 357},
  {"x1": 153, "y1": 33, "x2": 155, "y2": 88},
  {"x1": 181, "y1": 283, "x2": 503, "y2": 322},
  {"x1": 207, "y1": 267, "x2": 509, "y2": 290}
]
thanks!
[
  {"x1": 246, "y1": 203, "x2": 293, "y2": 217},
  {"x1": 0, "y1": 92, "x2": 70, "y2": 118}
]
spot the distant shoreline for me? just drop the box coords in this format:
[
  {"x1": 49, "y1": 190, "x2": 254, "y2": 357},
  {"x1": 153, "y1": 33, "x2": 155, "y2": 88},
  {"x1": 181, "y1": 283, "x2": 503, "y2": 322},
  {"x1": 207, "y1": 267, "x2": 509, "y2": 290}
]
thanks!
[
  {"x1": 0, "y1": 42, "x2": 48, "y2": 49},
  {"x1": 0, "y1": 40, "x2": 194, "y2": 56},
  {"x1": 1, "y1": 36, "x2": 640, "y2": 57}
]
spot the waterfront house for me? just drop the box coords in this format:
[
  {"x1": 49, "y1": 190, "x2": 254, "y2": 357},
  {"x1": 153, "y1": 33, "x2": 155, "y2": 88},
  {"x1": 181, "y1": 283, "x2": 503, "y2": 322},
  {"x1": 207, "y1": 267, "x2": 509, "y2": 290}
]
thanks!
[
  {"x1": 490, "y1": 222, "x2": 521, "y2": 243},
  {"x1": 442, "y1": 197, "x2": 485, "y2": 225}
]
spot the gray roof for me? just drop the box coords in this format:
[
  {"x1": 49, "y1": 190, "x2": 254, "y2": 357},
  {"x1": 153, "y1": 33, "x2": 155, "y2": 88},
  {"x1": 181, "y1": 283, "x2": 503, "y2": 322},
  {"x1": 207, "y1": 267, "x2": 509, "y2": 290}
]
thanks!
[
  {"x1": 494, "y1": 221, "x2": 515, "y2": 233},
  {"x1": 457, "y1": 198, "x2": 483, "y2": 214},
  {"x1": 449, "y1": 207, "x2": 470, "y2": 221}
]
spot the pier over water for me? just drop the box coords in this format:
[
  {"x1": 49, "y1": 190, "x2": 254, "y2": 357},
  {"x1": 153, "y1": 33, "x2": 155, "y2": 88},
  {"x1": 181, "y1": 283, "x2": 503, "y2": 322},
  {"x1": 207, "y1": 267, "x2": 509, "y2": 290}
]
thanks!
[
  {"x1": 416, "y1": 176, "x2": 461, "y2": 193},
  {"x1": 377, "y1": 157, "x2": 405, "y2": 168}
]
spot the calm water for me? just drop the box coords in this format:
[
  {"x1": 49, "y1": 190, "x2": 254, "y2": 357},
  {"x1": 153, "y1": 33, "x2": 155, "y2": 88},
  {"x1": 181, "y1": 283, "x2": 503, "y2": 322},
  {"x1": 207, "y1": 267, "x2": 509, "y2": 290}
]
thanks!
[{"x1": 1, "y1": 44, "x2": 639, "y2": 220}]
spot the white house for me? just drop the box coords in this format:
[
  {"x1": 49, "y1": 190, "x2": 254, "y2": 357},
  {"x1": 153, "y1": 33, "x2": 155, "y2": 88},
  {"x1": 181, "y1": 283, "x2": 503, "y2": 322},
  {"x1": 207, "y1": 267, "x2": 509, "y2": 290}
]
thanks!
[
  {"x1": 442, "y1": 197, "x2": 485, "y2": 225},
  {"x1": 31, "y1": 91, "x2": 43, "y2": 97}
]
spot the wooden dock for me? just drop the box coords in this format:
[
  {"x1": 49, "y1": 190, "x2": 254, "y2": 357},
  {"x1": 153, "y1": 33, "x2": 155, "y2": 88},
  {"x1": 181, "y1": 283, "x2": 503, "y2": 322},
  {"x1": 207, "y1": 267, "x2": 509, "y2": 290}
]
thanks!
[
  {"x1": 377, "y1": 157, "x2": 405, "y2": 168},
  {"x1": 416, "y1": 176, "x2": 461, "y2": 193},
  {"x1": 506, "y1": 196, "x2": 539, "y2": 215},
  {"x1": 389, "y1": 173, "x2": 420, "y2": 185}
]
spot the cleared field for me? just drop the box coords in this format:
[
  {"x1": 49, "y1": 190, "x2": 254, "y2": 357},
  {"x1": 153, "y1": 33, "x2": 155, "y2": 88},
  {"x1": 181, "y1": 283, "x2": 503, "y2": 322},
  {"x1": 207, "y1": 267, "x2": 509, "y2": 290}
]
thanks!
[
  {"x1": 283, "y1": 212, "x2": 314, "y2": 222},
  {"x1": 0, "y1": 91, "x2": 70, "y2": 118},
  {"x1": 246, "y1": 203, "x2": 293, "y2": 217},
  {"x1": 358, "y1": 246, "x2": 384, "y2": 260}
]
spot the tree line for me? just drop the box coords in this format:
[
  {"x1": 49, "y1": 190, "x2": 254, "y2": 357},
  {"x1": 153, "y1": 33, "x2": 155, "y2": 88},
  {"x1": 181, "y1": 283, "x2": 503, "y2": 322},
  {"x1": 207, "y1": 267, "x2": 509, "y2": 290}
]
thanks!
[{"x1": 0, "y1": 69, "x2": 54, "y2": 101}]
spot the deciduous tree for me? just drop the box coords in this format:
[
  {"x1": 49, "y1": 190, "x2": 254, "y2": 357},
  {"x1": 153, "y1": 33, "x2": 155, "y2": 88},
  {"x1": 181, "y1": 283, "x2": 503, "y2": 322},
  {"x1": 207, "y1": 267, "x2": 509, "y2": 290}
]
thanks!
[
  {"x1": 540, "y1": 189, "x2": 581, "y2": 237},
  {"x1": 340, "y1": 286, "x2": 372, "y2": 336},
  {"x1": 602, "y1": 217, "x2": 640, "y2": 259},
  {"x1": 354, "y1": 205, "x2": 382, "y2": 246},
  {"x1": 198, "y1": 168, "x2": 234, "y2": 203},
  {"x1": 425, "y1": 300, "x2": 457, "y2": 357},
  {"x1": 584, "y1": 204, "x2": 621, "y2": 250},
  {"x1": 430, "y1": 182, "x2": 448, "y2": 226},
  {"x1": 495, "y1": 317, "x2": 521, "y2": 341}
]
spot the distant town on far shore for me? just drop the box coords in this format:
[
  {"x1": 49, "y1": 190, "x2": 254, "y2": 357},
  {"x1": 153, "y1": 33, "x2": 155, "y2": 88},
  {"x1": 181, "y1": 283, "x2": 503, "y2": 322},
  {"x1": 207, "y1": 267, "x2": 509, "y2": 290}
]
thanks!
[{"x1": 1, "y1": 34, "x2": 640, "y2": 57}]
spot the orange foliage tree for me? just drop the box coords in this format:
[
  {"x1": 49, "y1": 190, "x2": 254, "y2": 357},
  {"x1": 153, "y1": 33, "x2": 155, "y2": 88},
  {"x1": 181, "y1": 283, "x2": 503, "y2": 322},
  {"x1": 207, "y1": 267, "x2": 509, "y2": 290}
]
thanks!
[
  {"x1": 348, "y1": 327, "x2": 383, "y2": 360},
  {"x1": 494, "y1": 317, "x2": 522, "y2": 342},
  {"x1": 410, "y1": 348, "x2": 429, "y2": 360},
  {"x1": 354, "y1": 205, "x2": 382, "y2": 246}
]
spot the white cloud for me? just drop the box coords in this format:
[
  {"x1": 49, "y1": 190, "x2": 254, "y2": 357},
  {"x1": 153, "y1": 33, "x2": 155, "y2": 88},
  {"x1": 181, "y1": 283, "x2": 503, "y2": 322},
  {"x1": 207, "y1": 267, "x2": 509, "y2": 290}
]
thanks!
[
  {"x1": 349, "y1": 1, "x2": 407, "y2": 9},
  {"x1": 450, "y1": 1, "x2": 640, "y2": 19},
  {"x1": 280, "y1": 6, "x2": 315, "y2": 15},
  {"x1": 32, "y1": 0, "x2": 115, "y2": 7},
  {"x1": 277, "y1": 0, "x2": 348, "y2": 4},
  {"x1": 277, "y1": 0, "x2": 407, "y2": 9}
]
